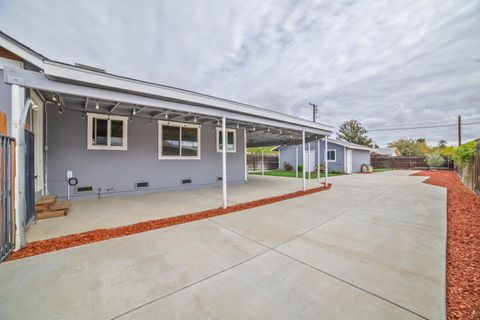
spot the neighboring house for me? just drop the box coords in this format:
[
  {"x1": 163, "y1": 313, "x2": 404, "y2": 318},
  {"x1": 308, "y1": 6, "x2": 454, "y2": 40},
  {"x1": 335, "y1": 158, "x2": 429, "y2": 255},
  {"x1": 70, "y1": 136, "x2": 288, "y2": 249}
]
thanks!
[
  {"x1": 371, "y1": 147, "x2": 401, "y2": 157},
  {"x1": 0, "y1": 31, "x2": 333, "y2": 247},
  {"x1": 278, "y1": 138, "x2": 372, "y2": 174}
]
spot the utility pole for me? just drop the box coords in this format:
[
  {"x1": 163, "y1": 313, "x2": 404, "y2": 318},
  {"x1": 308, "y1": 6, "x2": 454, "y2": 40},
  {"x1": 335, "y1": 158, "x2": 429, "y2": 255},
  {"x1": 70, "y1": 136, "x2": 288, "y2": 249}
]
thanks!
[
  {"x1": 309, "y1": 103, "x2": 318, "y2": 122},
  {"x1": 458, "y1": 115, "x2": 462, "y2": 146}
]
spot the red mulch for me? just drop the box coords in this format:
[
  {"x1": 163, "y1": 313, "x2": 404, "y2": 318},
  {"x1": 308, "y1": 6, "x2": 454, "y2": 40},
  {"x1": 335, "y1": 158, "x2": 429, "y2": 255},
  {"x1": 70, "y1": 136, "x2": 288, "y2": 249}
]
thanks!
[
  {"x1": 413, "y1": 171, "x2": 480, "y2": 320},
  {"x1": 7, "y1": 184, "x2": 331, "y2": 261}
]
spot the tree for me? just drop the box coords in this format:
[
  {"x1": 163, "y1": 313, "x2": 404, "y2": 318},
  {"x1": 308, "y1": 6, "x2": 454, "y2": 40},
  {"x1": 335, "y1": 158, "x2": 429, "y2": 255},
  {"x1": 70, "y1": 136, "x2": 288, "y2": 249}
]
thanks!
[
  {"x1": 388, "y1": 138, "x2": 431, "y2": 156},
  {"x1": 336, "y1": 120, "x2": 374, "y2": 147},
  {"x1": 438, "y1": 140, "x2": 447, "y2": 148}
]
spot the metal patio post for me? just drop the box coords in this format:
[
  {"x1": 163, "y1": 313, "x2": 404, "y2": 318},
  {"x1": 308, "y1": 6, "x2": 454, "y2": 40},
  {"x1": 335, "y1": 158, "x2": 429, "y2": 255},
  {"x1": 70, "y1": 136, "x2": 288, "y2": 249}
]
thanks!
[
  {"x1": 317, "y1": 138, "x2": 320, "y2": 183},
  {"x1": 222, "y1": 117, "x2": 227, "y2": 208},
  {"x1": 302, "y1": 130, "x2": 306, "y2": 191},
  {"x1": 324, "y1": 135, "x2": 329, "y2": 186},
  {"x1": 295, "y1": 145, "x2": 298, "y2": 178}
]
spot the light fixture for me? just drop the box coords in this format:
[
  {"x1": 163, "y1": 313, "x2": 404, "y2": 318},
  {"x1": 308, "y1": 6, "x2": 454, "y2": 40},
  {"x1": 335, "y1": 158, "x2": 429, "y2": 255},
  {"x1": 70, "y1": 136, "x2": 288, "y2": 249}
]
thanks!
[
  {"x1": 95, "y1": 102, "x2": 99, "y2": 110},
  {"x1": 267, "y1": 127, "x2": 270, "y2": 133},
  {"x1": 290, "y1": 134, "x2": 293, "y2": 139},
  {"x1": 31, "y1": 104, "x2": 40, "y2": 112},
  {"x1": 52, "y1": 95, "x2": 57, "y2": 102},
  {"x1": 129, "y1": 116, "x2": 133, "y2": 122},
  {"x1": 236, "y1": 122, "x2": 240, "y2": 129},
  {"x1": 279, "y1": 130, "x2": 282, "y2": 134},
  {"x1": 217, "y1": 119, "x2": 220, "y2": 125},
  {"x1": 165, "y1": 112, "x2": 169, "y2": 119},
  {"x1": 81, "y1": 112, "x2": 86, "y2": 119},
  {"x1": 194, "y1": 115, "x2": 198, "y2": 122},
  {"x1": 253, "y1": 125, "x2": 256, "y2": 131},
  {"x1": 133, "y1": 108, "x2": 136, "y2": 115}
]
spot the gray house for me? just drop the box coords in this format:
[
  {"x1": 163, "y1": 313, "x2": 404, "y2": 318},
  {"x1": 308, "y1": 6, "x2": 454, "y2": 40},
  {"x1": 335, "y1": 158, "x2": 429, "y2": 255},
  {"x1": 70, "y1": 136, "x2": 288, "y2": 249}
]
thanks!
[
  {"x1": 0, "y1": 31, "x2": 333, "y2": 248},
  {"x1": 278, "y1": 138, "x2": 372, "y2": 174}
]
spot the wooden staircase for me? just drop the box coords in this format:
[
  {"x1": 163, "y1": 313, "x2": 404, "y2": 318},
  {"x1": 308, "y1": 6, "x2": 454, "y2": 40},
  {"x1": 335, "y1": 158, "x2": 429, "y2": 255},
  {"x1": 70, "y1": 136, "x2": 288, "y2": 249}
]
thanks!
[{"x1": 35, "y1": 195, "x2": 71, "y2": 220}]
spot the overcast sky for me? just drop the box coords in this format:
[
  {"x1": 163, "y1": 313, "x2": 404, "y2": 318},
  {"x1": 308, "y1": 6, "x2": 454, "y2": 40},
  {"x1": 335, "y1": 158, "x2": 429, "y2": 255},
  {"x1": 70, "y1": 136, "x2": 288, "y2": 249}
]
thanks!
[{"x1": 0, "y1": 0, "x2": 479, "y2": 146}]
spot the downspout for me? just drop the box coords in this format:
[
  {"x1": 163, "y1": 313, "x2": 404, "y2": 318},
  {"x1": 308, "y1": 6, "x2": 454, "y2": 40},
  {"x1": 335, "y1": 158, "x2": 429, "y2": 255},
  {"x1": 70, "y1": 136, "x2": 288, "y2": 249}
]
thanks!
[{"x1": 14, "y1": 92, "x2": 36, "y2": 248}]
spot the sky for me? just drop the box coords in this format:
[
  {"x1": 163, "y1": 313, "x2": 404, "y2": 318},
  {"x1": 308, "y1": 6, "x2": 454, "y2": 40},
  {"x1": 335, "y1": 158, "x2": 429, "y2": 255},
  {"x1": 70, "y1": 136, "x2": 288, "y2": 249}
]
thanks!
[{"x1": 0, "y1": 0, "x2": 479, "y2": 146}]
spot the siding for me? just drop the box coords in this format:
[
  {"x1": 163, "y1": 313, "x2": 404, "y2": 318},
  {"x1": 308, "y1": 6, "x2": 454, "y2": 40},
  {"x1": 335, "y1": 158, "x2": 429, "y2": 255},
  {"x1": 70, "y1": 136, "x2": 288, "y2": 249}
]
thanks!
[
  {"x1": 279, "y1": 141, "x2": 345, "y2": 173},
  {"x1": 351, "y1": 149, "x2": 372, "y2": 172},
  {"x1": 46, "y1": 108, "x2": 245, "y2": 199},
  {"x1": 0, "y1": 69, "x2": 12, "y2": 135}
]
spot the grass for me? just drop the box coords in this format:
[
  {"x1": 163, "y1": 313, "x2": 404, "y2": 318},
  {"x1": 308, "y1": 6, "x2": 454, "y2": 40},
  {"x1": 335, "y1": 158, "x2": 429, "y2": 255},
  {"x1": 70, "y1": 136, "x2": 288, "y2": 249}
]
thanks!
[
  {"x1": 373, "y1": 168, "x2": 393, "y2": 172},
  {"x1": 250, "y1": 170, "x2": 346, "y2": 179}
]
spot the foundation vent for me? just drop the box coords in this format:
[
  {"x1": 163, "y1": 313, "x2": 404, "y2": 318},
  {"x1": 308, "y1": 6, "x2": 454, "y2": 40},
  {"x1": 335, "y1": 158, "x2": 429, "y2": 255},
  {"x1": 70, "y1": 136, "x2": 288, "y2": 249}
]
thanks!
[
  {"x1": 135, "y1": 181, "x2": 149, "y2": 189},
  {"x1": 76, "y1": 186, "x2": 93, "y2": 193},
  {"x1": 217, "y1": 176, "x2": 223, "y2": 182},
  {"x1": 181, "y1": 179, "x2": 192, "y2": 185}
]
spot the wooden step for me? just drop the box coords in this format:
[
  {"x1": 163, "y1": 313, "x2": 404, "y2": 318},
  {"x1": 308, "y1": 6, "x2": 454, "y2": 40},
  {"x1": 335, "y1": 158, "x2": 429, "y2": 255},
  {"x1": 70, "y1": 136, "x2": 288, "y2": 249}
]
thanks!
[
  {"x1": 35, "y1": 195, "x2": 57, "y2": 212},
  {"x1": 36, "y1": 200, "x2": 71, "y2": 220}
]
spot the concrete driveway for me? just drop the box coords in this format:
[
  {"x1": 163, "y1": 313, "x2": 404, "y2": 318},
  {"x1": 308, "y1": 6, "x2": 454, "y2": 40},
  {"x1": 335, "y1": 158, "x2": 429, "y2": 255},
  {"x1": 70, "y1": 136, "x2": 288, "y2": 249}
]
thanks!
[{"x1": 0, "y1": 171, "x2": 446, "y2": 320}]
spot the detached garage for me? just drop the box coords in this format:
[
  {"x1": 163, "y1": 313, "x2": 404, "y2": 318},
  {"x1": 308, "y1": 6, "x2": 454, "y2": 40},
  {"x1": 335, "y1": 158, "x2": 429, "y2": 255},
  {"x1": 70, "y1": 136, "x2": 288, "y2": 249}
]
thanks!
[{"x1": 278, "y1": 138, "x2": 372, "y2": 174}]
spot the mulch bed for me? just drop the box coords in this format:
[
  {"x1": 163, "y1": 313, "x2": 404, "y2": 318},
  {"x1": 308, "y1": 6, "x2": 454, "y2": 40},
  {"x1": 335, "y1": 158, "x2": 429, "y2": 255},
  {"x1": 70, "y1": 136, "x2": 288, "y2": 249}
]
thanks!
[
  {"x1": 7, "y1": 184, "x2": 331, "y2": 262},
  {"x1": 413, "y1": 171, "x2": 480, "y2": 320}
]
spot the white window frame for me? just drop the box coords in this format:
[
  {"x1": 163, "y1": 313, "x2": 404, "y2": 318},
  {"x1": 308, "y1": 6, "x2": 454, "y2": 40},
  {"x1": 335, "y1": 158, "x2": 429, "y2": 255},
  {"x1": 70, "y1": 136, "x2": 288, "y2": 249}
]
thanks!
[
  {"x1": 158, "y1": 120, "x2": 201, "y2": 160},
  {"x1": 216, "y1": 128, "x2": 237, "y2": 153},
  {"x1": 327, "y1": 149, "x2": 336, "y2": 162},
  {"x1": 87, "y1": 113, "x2": 128, "y2": 151}
]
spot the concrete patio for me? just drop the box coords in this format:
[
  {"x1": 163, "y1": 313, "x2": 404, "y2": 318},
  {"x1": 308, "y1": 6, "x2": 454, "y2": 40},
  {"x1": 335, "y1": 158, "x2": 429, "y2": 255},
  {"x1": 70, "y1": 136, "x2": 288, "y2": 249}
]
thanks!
[
  {"x1": 1, "y1": 171, "x2": 446, "y2": 320},
  {"x1": 27, "y1": 175, "x2": 323, "y2": 241}
]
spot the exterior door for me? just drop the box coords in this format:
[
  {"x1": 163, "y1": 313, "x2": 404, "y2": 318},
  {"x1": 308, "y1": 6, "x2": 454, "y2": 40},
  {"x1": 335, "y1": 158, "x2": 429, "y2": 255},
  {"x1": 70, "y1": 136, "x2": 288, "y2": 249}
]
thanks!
[
  {"x1": 346, "y1": 149, "x2": 353, "y2": 174},
  {"x1": 304, "y1": 151, "x2": 315, "y2": 172}
]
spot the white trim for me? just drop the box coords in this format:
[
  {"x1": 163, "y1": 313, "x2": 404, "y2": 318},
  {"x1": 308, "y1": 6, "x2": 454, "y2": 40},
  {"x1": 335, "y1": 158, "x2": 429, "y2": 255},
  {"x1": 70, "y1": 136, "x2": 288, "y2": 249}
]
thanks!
[
  {"x1": 158, "y1": 120, "x2": 201, "y2": 160},
  {"x1": 31, "y1": 90, "x2": 44, "y2": 193},
  {"x1": 0, "y1": 57, "x2": 22, "y2": 70},
  {"x1": 87, "y1": 113, "x2": 128, "y2": 150},
  {"x1": 216, "y1": 127, "x2": 236, "y2": 153},
  {"x1": 327, "y1": 149, "x2": 336, "y2": 162}
]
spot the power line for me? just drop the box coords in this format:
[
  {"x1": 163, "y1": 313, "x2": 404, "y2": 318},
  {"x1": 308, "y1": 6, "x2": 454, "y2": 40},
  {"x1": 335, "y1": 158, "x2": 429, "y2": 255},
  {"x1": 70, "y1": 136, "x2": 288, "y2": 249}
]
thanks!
[
  {"x1": 368, "y1": 121, "x2": 480, "y2": 132},
  {"x1": 366, "y1": 117, "x2": 480, "y2": 130}
]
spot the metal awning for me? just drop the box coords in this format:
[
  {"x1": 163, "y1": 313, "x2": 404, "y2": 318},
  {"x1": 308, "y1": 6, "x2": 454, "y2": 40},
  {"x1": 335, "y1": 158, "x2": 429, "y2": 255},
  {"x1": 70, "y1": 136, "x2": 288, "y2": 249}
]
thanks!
[{"x1": 4, "y1": 67, "x2": 332, "y2": 147}]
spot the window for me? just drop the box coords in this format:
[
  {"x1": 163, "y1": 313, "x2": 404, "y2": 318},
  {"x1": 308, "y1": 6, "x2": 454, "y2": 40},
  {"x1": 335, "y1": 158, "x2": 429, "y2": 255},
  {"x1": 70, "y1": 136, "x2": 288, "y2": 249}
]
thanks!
[
  {"x1": 158, "y1": 120, "x2": 201, "y2": 159},
  {"x1": 87, "y1": 113, "x2": 128, "y2": 150},
  {"x1": 216, "y1": 128, "x2": 236, "y2": 153},
  {"x1": 327, "y1": 149, "x2": 336, "y2": 162}
]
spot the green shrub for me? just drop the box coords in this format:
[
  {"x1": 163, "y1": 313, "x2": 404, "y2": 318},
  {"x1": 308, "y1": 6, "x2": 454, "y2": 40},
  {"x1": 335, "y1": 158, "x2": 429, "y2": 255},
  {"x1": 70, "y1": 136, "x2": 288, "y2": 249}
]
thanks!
[
  {"x1": 283, "y1": 162, "x2": 293, "y2": 171},
  {"x1": 452, "y1": 140, "x2": 477, "y2": 168},
  {"x1": 297, "y1": 164, "x2": 303, "y2": 172},
  {"x1": 426, "y1": 151, "x2": 445, "y2": 168}
]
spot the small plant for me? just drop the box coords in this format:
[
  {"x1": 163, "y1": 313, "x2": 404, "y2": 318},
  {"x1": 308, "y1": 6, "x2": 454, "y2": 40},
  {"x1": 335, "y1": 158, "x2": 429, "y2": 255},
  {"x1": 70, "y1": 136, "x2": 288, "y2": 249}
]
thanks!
[
  {"x1": 297, "y1": 164, "x2": 303, "y2": 172},
  {"x1": 452, "y1": 140, "x2": 477, "y2": 168},
  {"x1": 283, "y1": 162, "x2": 293, "y2": 171},
  {"x1": 426, "y1": 151, "x2": 445, "y2": 168}
]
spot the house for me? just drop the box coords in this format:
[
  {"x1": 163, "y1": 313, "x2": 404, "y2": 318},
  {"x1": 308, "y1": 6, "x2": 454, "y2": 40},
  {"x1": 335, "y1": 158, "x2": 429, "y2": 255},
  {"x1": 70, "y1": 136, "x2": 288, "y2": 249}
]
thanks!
[
  {"x1": 278, "y1": 138, "x2": 372, "y2": 174},
  {"x1": 371, "y1": 147, "x2": 401, "y2": 157},
  {"x1": 0, "y1": 31, "x2": 333, "y2": 249}
]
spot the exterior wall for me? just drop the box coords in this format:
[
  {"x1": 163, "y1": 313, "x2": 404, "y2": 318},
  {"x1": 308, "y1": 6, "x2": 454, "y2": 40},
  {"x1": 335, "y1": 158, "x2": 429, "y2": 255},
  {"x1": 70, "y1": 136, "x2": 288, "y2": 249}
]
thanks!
[
  {"x1": 0, "y1": 69, "x2": 12, "y2": 135},
  {"x1": 279, "y1": 141, "x2": 345, "y2": 173},
  {"x1": 351, "y1": 149, "x2": 371, "y2": 173},
  {"x1": 46, "y1": 107, "x2": 246, "y2": 199}
]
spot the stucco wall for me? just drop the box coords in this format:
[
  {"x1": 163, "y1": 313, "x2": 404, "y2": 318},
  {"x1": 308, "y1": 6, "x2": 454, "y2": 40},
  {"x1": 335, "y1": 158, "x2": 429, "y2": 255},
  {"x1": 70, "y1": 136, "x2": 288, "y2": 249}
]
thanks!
[
  {"x1": 46, "y1": 108, "x2": 245, "y2": 199},
  {"x1": 279, "y1": 141, "x2": 345, "y2": 173}
]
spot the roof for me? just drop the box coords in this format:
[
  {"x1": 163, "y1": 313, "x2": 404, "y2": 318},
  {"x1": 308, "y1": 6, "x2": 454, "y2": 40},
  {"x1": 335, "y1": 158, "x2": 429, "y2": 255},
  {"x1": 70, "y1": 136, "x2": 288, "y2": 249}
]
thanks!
[
  {"x1": 372, "y1": 147, "x2": 400, "y2": 156},
  {"x1": 0, "y1": 31, "x2": 333, "y2": 137},
  {"x1": 324, "y1": 138, "x2": 372, "y2": 151},
  {"x1": 275, "y1": 138, "x2": 372, "y2": 151}
]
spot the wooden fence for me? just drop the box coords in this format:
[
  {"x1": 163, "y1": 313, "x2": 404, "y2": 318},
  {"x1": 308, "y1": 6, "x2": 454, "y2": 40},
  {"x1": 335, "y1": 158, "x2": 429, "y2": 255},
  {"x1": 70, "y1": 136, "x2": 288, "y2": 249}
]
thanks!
[
  {"x1": 371, "y1": 155, "x2": 454, "y2": 170},
  {"x1": 247, "y1": 154, "x2": 279, "y2": 172}
]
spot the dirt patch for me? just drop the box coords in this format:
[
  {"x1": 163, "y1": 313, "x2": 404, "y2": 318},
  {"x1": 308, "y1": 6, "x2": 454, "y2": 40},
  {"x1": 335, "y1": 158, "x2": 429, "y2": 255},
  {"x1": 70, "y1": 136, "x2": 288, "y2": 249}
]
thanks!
[
  {"x1": 413, "y1": 171, "x2": 480, "y2": 320},
  {"x1": 7, "y1": 184, "x2": 331, "y2": 261}
]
